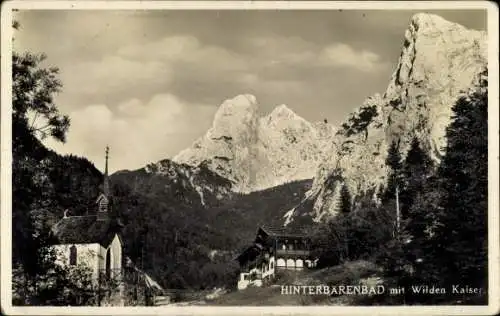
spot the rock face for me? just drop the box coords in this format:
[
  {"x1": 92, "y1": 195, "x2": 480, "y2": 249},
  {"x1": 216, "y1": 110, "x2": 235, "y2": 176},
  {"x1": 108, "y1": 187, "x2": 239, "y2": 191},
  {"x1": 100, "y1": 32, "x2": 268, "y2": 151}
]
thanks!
[
  {"x1": 144, "y1": 159, "x2": 234, "y2": 206},
  {"x1": 112, "y1": 159, "x2": 233, "y2": 207},
  {"x1": 173, "y1": 95, "x2": 336, "y2": 192},
  {"x1": 284, "y1": 13, "x2": 487, "y2": 225}
]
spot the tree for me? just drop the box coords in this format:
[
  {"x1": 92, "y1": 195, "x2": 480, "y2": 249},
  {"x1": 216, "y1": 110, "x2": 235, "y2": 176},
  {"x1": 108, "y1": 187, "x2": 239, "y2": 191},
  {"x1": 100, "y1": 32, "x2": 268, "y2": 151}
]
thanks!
[
  {"x1": 382, "y1": 139, "x2": 403, "y2": 203},
  {"x1": 400, "y1": 137, "x2": 433, "y2": 218},
  {"x1": 339, "y1": 184, "x2": 352, "y2": 214},
  {"x1": 338, "y1": 184, "x2": 352, "y2": 260},
  {"x1": 430, "y1": 72, "x2": 488, "y2": 290},
  {"x1": 11, "y1": 22, "x2": 71, "y2": 304},
  {"x1": 13, "y1": 52, "x2": 70, "y2": 145},
  {"x1": 402, "y1": 179, "x2": 444, "y2": 286},
  {"x1": 377, "y1": 138, "x2": 415, "y2": 301},
  {"x1": 313, "y1": 218, "x2": 345, "y2": 267},
  {"x1": 378, "y1": 71, "x2": 489, "y2": 304},
  {"x1": 350, "y1": 201, "x2": 394, "y2": 260},
  {"x1": 392, "y1": 137, "x2": 434, "y2": 290}
]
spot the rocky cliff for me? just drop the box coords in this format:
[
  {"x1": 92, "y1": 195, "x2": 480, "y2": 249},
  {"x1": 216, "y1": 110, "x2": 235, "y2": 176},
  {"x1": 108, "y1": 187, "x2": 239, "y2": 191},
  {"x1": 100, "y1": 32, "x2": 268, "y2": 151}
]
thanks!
[
  {"x1": 284, "y1": 13, "x2": 487, "y2": 225},
  {"x1": 112, "y1": 159, "x2": 233, "y2": 207},
  {"x1": 173, "y1": 95, "x2": 336, "y2": 192}
]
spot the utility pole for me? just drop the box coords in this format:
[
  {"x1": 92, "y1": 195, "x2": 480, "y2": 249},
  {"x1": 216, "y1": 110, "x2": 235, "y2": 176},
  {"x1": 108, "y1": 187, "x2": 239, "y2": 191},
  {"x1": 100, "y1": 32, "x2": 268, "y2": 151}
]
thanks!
[
  {"x1": 395, "y1": 183, "x2": 405, "y2": 305},
  {"x1": 142, "y1": 225, "x2": 150, "y2": 305}
]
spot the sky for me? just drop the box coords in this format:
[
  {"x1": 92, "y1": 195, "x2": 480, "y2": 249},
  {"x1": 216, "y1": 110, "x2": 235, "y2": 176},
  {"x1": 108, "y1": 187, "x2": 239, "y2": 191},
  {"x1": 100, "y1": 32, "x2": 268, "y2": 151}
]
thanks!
[{"x1": 13, "y1": 8, "x2": 487, "y2": 173}]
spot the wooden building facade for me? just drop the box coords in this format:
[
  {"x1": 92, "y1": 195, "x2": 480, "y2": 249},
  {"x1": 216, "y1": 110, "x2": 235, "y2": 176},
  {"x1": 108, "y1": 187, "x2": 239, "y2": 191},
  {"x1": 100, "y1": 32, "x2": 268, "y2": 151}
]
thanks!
[{"x1": 236, "y1": 226, "x2": 318, "y2": 290}]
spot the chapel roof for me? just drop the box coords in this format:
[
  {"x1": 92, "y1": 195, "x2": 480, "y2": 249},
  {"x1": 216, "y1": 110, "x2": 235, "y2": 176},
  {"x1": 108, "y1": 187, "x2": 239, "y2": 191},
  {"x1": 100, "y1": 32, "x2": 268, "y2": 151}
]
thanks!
[{"x1": 51, "y1": 215, "x2": 121, "y2": 247}]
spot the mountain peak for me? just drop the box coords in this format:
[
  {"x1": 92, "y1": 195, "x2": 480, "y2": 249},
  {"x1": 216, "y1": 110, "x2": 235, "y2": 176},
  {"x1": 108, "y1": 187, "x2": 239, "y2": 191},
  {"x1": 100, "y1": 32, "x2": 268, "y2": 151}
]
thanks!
[
  {"x1": 385, "y1": 12, "x2": 486, "y2": 102},
  {"x1": 213, "y1": 94, "x2": 259, "y2": 123},
  {"x1": 174, "y1": 95, "x2": 337, "y2": 192},
  {"x1": 285, "y1": 13, "x2": 487, "y2": 225},
  {"x1": 410, "y1": 13, "x2": 456, "y2": 29},
  {"x1": 269, "y1": 104, "x2": 299, "y2": 119},
  {"x1": 407, "y1": 12, "x2": 484, "y2": 39},
  {"x1": 209, "y1": 94, "x2": 260, "y2": 139},
  {"x1": 220, "y1": 94, "x2": 257, "y2": 110}
]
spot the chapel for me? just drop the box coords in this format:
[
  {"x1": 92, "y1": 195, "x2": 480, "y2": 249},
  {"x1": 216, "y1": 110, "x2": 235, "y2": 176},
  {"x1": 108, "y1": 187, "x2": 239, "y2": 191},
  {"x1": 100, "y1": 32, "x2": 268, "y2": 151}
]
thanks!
[{"x1": 51, "y1": 146, "x2": 124, "y2": 305}]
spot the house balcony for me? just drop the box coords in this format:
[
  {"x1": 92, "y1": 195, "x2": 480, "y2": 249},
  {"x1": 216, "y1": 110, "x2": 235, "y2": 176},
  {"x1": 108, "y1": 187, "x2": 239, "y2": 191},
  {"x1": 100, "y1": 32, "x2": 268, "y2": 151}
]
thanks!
[{"x1": 276, "y1": 249, "x2": 310, "y2": 257}]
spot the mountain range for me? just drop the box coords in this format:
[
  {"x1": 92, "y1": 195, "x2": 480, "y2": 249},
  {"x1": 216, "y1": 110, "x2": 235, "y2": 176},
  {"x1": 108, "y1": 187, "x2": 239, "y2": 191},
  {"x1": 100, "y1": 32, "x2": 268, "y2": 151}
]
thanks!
[
  {"x1": 173, "y1": 95, "x2": 336, "y2": 193},
  {"x1": 115, "y1": 13, "x2": 487, "y2": 227}
]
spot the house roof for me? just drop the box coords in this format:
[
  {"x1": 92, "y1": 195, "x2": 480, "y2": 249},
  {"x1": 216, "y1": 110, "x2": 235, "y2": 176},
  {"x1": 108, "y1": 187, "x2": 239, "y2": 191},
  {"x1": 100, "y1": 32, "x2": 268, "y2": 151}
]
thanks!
[
  {"x1": 51, "y1": 215, "x2": 121, "y2": 247},
  {"x1": 234, "y1": 243, "x2": 262, "y2": 262},
  {"x1": 259, "y1": 225, "x2": 310, "y2": 238}
]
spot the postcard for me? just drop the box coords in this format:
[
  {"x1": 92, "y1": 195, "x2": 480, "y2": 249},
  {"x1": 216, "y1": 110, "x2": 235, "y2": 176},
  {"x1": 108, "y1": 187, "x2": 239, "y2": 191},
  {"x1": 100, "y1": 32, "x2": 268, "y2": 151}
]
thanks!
[{"x1": 1, "y1": 1, "x2": 498, "y2": 315}]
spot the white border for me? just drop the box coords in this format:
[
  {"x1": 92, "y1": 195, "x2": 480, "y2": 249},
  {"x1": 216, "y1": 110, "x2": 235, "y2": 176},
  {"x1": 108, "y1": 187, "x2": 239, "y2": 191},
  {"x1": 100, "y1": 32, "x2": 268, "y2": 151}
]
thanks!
[{"x1": 1, "y1": 1, "x2": 499, "y2": 315}]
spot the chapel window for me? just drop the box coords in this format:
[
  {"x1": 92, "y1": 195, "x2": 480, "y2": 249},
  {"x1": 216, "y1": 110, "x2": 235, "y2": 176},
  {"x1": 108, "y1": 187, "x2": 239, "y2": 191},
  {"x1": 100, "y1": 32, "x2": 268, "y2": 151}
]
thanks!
[
  {"x1": 106, "y1": 248, "x2": 111, "y2": 278},
  {"x1": 69, "y1": 245, "x2": 77, "y2": 266}
]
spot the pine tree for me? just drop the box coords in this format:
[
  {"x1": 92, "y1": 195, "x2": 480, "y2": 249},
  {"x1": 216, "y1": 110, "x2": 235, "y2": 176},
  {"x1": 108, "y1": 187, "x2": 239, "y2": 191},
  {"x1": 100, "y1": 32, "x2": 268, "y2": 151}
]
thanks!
[
  {"x1": 378, "y1": 138, "x2": 420, "y2": 301},
  {"x1": 400, "y1": 137, "x2": 433, "y2": 218},
  {"x1": 337, "y1": 184, "x2": 352, "y2": 260},
  {"x1": 339, "y1": 184, "x2": 352, "y2": 214},
  {"x1": 431, "y1": 71, "x2": 488, "y2": 290},
  {"x1": 394, "y1": 137, "x2": 434, "y2": 292},
  {"x1": 382, "y1": 140, "x2": 403, "y2": 203},
  {"x1": 403, "y1": 178, "x2": 443, "y2": 286}
]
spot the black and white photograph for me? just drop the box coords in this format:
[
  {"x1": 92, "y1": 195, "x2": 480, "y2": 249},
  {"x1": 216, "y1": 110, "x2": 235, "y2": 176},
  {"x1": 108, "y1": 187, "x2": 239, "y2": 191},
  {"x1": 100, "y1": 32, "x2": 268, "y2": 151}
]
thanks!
[{"x1": 1, "y1": 1, "x2": 498, "y2": 315}]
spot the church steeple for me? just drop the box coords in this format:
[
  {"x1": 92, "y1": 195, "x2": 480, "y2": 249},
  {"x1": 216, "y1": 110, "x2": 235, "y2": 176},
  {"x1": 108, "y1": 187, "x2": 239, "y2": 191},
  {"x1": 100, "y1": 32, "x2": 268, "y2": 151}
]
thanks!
[
  {"x1": 103, "y1": 145, "x2": 110, "y2": 196},
  {"x1": 97, "y1": 146, "x2": 111, "y2": 221}
]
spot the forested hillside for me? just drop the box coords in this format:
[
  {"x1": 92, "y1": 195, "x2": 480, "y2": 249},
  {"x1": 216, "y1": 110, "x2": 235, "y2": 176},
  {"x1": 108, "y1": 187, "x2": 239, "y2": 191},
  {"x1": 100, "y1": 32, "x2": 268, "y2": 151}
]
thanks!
[
  {"x1": 110, "y1": 172, "x2": 312, "y2": 289},
  {"x1": 310, "y1": 70, "x2": 488, "y2": 304}
]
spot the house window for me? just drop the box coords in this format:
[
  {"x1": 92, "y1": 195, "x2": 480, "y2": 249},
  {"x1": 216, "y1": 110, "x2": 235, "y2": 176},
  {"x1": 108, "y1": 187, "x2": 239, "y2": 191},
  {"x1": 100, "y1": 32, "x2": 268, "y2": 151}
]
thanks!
[
  {"x1": 69, "y1": 245, "x2": 77, "y2": 266},
  {"x1": 270, "y1": 261, "x2": 274, "y2": 269}
]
